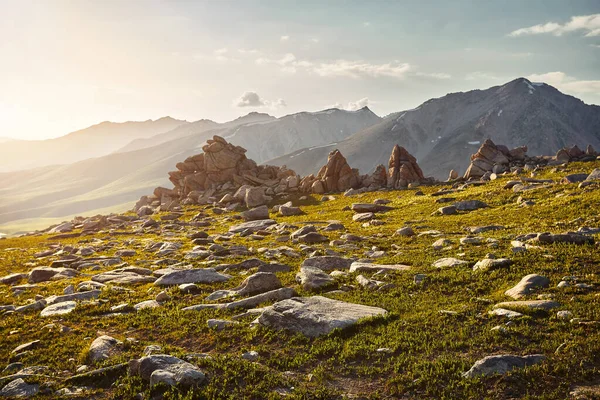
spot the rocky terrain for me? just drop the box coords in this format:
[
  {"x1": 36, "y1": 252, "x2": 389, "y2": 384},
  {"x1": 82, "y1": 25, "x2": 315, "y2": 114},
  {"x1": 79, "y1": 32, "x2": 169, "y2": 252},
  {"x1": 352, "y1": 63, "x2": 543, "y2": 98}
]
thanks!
[
  {"x1": 269, "y1": 78, "x2": 600, "y2": 179},
  {"x1": 0, "y1": 138, "x2": 599, "y2": 398}
]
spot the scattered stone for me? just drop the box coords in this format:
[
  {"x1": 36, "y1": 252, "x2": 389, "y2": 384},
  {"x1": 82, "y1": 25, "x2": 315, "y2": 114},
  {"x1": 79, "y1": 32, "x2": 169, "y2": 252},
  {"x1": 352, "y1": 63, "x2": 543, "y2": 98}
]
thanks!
[
  {"x1": 241, "y1": 351, "x2": 259, "y2": 362},
  {"x1": 207, "y1": 319, "x2": 239, "y2": 331},
  {"x1": 394, "y1": 226, "x2": 415, "y2": 237},
  {"x1": 240, "y1": 205, "x2": 269, "y2": 221},
  {"x1": 454, "y1": 200, "x2": 489, "y2": 211},
  {"x1": 351, "y1": 203, "x2": 393, "y2": 213}
]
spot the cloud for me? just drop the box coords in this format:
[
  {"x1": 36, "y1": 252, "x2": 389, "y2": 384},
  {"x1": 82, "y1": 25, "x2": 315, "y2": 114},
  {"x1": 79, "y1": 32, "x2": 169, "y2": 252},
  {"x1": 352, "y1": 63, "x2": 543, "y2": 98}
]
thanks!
[
  {"x1": 234, "y1": 91, "x2": 266, "y2": 107},
  {"x1": 363, "y1": 22, "x2": 371, "y2": 27},
  {"x1": 346, "y1": 97, "x2": 370, "y2": 110},
  {"x1": 415, "y1": 72, "x2": 452, "y2": 79},
  {"x1": 313, "y1": 60, "x2": 411, "y2": 79},
  {"x1": 237, "y1": 48, "x2": 259, "y2": 54},
  {"x1": 526, "y1": 71, "x2": 600, "y2": 94},
  {"x1": 509, "y1": 13, "x2": 600, "y2": 37},
  {"x1": 465, "y1": 71, "x2": 501, "y2": 81},
  {"x1": 591, "y1": 44, "x2": 600, "y2": 48},
  {"x1": 328, "y1": 98, "x2": 370, "y2": 111},
  {"x1": 234, "y1": 92, "x2": 287, "y2": 108},
  {"x1": 311, "y1": 38, "x2": 320, "y2": 43},
  {"x1": 280, "y1": 35, "x2": 290, "y2": 41}
]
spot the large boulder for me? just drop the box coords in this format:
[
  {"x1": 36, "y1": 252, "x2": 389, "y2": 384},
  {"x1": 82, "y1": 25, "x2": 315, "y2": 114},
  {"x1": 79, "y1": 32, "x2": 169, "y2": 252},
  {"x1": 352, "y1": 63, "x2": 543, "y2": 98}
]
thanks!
[
  {"x1": 154, "y1": 269, "x2": 231, "y2": 286},
  {"x1": 257, "y1": 296, "x2": 387, "y2": 337},
  {"x1": 313, "y1": 149, "x2": 360, "y2": 193}
]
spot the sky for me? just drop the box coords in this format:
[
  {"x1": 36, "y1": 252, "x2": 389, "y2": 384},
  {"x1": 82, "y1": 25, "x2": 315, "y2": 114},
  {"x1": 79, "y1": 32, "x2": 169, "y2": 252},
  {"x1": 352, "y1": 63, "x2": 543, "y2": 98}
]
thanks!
[{"x1": 1, "y1": 0, "x2": 599, "y2": 140}]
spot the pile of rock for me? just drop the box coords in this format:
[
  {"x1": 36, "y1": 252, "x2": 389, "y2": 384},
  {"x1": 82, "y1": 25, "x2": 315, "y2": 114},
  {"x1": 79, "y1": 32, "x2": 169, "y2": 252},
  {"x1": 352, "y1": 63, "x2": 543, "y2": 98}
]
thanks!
[
  {"x1": 135, "y1": 135, "x2": 301, "y2": 211},
  {"x1": 463, "y1": 139, "x2": 599, "y2": 180},
  {"x1": 135, "y1": 137, "x2": 430, "y2": 214}
]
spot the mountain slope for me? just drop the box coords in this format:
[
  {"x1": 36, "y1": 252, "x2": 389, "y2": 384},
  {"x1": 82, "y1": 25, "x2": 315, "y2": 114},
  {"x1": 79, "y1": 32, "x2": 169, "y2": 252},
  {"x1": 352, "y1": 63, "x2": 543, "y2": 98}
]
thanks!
[
  {"x1": 115, "y1": 112, "x2": 276, "y2": 153},
  {"x1": 0, "y1": 117, "x2": 188, "y2": 172},
  {"x1": 269, "y1": 78, "x2": 600, "y2": 178},
  {"x1": 0, "y1": 108, "x2": 381, "y2": 233}
]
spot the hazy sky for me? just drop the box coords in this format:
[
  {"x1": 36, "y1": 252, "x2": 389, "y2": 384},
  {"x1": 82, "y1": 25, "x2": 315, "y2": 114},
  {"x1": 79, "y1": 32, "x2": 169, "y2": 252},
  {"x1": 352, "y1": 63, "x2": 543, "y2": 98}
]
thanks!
[{"x1": 1, "y1": 0, "x2": 599, "y2": 140}]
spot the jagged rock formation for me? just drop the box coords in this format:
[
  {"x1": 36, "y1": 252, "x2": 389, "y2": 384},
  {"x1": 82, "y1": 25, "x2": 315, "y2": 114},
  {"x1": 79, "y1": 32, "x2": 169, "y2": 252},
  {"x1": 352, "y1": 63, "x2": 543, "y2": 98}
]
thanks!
[
  {"x1": 387, "y1": 145, "x2": 425, "y2": 189},
  {"x1": 135, "y1": 138, "x2": 430, "y2": 214},
  {"x1": 463, "y1": 139, "x2": 599, "y2": 180},
  {"x1": 299, "y1": 150, "x2": 360, "y2": 194}
]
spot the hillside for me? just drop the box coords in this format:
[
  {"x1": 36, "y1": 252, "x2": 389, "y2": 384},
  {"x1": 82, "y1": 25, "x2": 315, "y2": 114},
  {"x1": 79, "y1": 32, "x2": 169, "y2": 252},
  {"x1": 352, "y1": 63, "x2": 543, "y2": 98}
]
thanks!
[
  {"x1": 269, "y1": 78, "x2": 600, "y2": 179},
  {"x1": 0, "y1": 117, "x2": 188, "y2": 172},
  {"x1": 0, "y1": 109, "x2": 381, "y2": 234},
  {"x1": 0, "y1": 161, "x2": 598, "y2": 399}
]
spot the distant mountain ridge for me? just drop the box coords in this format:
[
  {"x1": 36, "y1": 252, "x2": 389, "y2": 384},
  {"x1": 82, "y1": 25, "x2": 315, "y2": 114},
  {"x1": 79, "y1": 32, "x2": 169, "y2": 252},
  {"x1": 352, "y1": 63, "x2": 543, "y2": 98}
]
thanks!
[
  {"x1": 268, "y1": 78, "x2": 600, "y2": 178},
  {"x1": 0, "y1": 117, "x2": 188, "y2": 172}
]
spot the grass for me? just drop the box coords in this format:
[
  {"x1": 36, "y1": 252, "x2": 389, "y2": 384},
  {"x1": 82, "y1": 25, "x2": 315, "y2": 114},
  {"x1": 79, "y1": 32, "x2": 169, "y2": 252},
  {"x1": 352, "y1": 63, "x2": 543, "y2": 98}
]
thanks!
[{"x1": 0, "y1": 161, "x2": 599, "y2": 399}]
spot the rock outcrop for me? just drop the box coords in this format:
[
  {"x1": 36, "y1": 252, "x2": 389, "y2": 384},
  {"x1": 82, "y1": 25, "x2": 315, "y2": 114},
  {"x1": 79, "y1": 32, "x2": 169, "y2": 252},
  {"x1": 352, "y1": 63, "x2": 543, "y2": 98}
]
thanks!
[
  {"x1": 464, "y1": 139, "x2": 599, "y2": 180},
  {"x1": 299, "y1": 149, "x2": 360, "y2": 194},
  {"x1": 387, "y1": 145, "x2": 425, "y2": 188}
]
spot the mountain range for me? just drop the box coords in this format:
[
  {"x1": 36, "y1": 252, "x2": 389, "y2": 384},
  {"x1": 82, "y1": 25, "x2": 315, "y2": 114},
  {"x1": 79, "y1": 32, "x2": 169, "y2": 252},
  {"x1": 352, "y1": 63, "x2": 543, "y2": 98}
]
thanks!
[
  {"x1": 1, "y1": 78, "x2": 599, "y2": 235},
  {"x1": 270, "y1": 78, "x2": 600, "y2": 179}
]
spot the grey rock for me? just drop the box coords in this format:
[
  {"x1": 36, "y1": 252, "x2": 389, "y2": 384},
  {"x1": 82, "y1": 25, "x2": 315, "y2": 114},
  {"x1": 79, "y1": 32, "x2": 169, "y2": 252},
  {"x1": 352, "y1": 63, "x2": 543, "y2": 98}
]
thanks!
[
  {"x1": 585, "y1": 168, "x2": 600, "y2": 181},
  {"x1": 184, "y1": 287, "x2": 297, "y2": 311},
  {"x1": 40, "y1": 301, "x2": 77, "y2": 317},
  {"x1": 463, "y1": 354, "x2": 545, "y2": 378},
  {"x1": 352, "y1": 212, "x2": 374, "y2": 222},
  {"x1": 349, "y1": 262, "x2": 410, "y2": 273},
  {"x1": 453, "y1": 200, "x2": 488, "y2": 211},
  {"x1": 207, "y1": 319, "x2": 239, "y2": 330},
  {"x1": 229, "y1": 219, "x2": 276, "y2": 233},
  {"x1": 473, "y1": 258, "x2": 512, "y2": 272},
  {"x1": 505, "y1": 274, "x2": 550, "y2": 299},
  {"x1": 88, "y1": 335, "x2": 121, "y2": 364},
  {"x1": 45, "y1": 289, "x2": 101, "y2": 305},
  {"x1": 0, "y1": 378, "x2": 39, "y2": 398},
  {"x1": 0, "y1": 273, "x2": 28, "y2": 285},
  {"x1": 301, "y1": 256, "x2": 354, "y2": 271},
  {"x1": 494, "y1": 300, "x2": 560, "y2": 311},
  {"x1": 296, "y1": 266, "x2": 335, "y2": 291},
  {"x1": 394, "y1": 226, "x2": 415, "y2": 237},
  {"x1": 297, "y1": 232, "x2": 328, "y2": 244},
  {"x1": 432, "y1": 258, "x2": 468, "y2": 268},
  {"x1": 154, "y1": 269, "x2": 231, "y2": 286},
  {"x1": 240, "y1": 205, "x2": 269, "y2": 221},
  {"x1": 129, "y1": 354, "x2": 206, "y2": 388},
  {"x1": 351, "y1": 203, "x2": 393, "y2": 213},
  {"x1": 437, "y1": 206, "x2": 457, "y2": 215},
  {"x1": 257, "y1": 296, "x2": 387, "y2": 337}
]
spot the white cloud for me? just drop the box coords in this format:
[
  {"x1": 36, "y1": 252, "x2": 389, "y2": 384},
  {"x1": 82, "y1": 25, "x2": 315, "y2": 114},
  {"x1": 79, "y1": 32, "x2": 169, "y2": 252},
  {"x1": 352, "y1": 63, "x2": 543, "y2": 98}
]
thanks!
[
  {"x1": 311, "y1": 38, "x2": 320, "y2": 43},
  {"x1": 465, "y1": 71, "x2": 501, "y2": 81},
  {"x1": 237, "y1": 48, "x2": 259, "y2": 54},
  {"x1": 509, "y1": 13, "x2": 600, "y2": 37},
  {"x1": 280, "y1": 35, "x2": 290, "y2": 41},
  {"x1": 415, "y1": 72, "x2": 452, "y2": 79},
  {"x1": 234, "y1": 91, "x2": 266, "y2": 107},
  {"x1": 234, "y1": 91, "x2": 287, "y2": 108},
  {"x1": 363, "y1": 22, "x2": 371, "y2": 27},
  {"x1": 590, "y1": 44, "x2": 600, "y2": 48},
  {"x1": 346, "y1": 97, "x2": 370, "y2": 110},
  {"x1": 526, "y1": 71, "x2": 600, "y2": 94},
  {"x1": 313, "y1": 60, "x2": 411, "y2": 79}
]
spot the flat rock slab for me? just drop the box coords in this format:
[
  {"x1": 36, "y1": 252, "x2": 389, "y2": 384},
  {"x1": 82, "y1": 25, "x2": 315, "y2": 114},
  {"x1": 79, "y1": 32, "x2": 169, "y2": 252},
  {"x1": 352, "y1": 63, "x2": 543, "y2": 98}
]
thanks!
[
  {"x1": 453, "y1": 200, "x2": 488, "y2": 211},
  {"x1": 154, "y1": 269, "x2": 231, "y2": 286},
  {"x1": 473, "y1": 258, "x2": 512, "y2": 272},
  {"x1": 349, "y1": 262, "x2": 410, "y2": 273},
  {"x1": 40, "y1": 301, "x2": 77, "y2": 317},
  {"x1": 494, "y1": 300, "x2": 560, "y2": 311},
  {"x1": 45, "y1": 289, "x2": 101, "y2": 305},
  {"x1": 184, "y1": 287, "x2": 297, "y2": 311},
  {"x1": 432, "y1": 258, "x2": 468, "y2": 268},
  {"x1": 257, "y1": 296, "x2": 387, "y2": 337},
  {"x1": 488, "y1": 308, "x2": 523, "y2": 318},
  {"x1": 301, "y1": 256, "x2": 354, "y2": 271},
  {"x1": 91, "y1": 271, "x2": 156, "y2": 285},
  {"x1": 229, "y1": 219, "x2": 276, "y2": 233},
  {"x1": 463, "y1": 354, "x2": 545, "y2": 378},
  {"x1": 351, "y1": 203, "x2": 393, "y2": 213}
]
